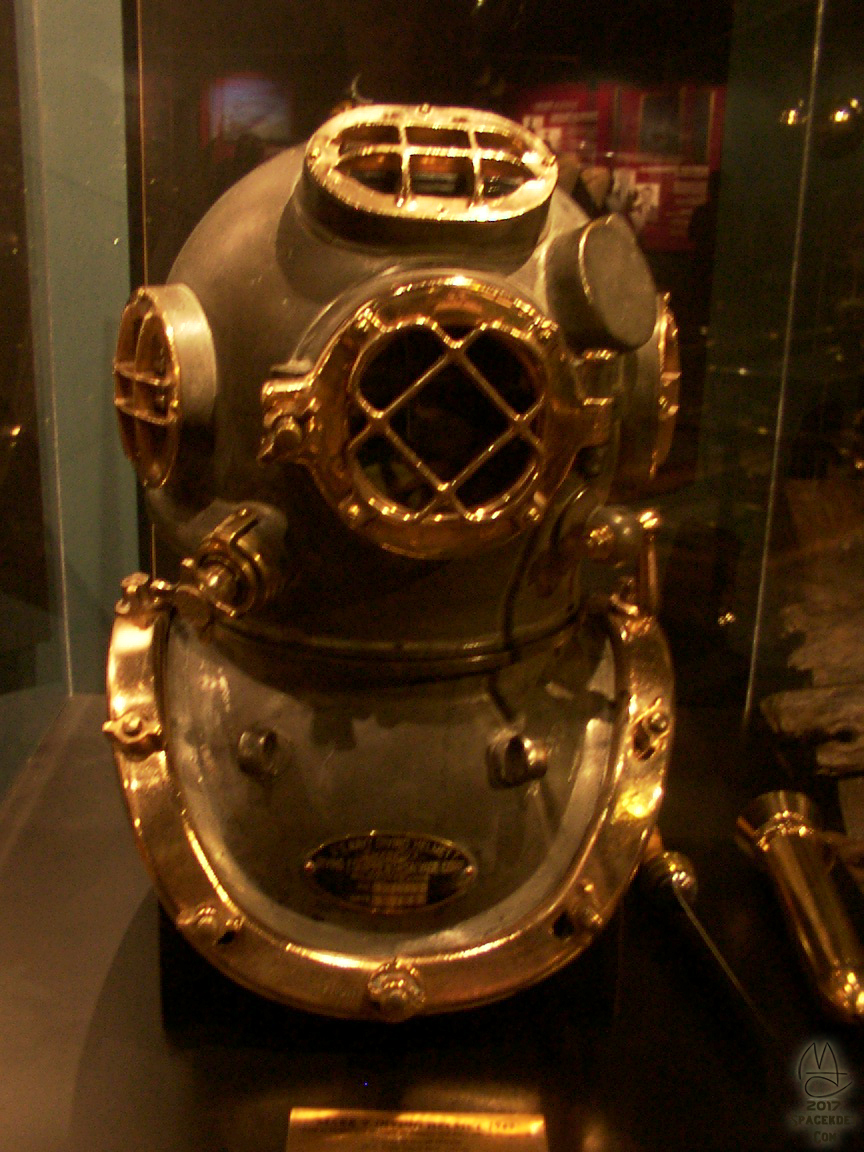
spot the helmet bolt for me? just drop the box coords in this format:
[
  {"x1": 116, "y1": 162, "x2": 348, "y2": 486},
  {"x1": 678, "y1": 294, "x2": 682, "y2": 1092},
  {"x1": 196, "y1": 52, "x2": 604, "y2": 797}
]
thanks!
[
  {"x1": 367, "y1": 963, "x2": 426, "y2": 1021},
  {"x1": 487, "y1": 730, "x2": 548, "y2": 788}
]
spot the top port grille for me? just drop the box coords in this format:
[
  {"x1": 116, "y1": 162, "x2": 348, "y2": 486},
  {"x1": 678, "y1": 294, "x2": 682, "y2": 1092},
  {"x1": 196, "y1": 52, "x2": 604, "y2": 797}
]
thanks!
[{"x1": 305, "y1": 104, "x2": 557, "y2": 233}]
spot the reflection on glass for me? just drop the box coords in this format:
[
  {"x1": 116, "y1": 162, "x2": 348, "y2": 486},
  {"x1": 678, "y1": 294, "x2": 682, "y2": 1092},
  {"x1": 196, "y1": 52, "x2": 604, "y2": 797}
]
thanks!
[
  {"x1": 130, "y1": 0, "x2": 864, "y2": 757},
  {"x1": 0, "y1": 0, "x2": 52, "y2": 697},
  {"x1": 746, "y1": 0, "x2": 864, "y2": 831}
]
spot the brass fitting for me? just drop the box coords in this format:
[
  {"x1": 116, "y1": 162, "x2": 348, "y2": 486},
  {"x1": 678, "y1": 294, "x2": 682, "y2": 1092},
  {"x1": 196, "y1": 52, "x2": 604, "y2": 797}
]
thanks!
[{"x1": 174, "y1": 507, "x2": 285, "y2": 628}]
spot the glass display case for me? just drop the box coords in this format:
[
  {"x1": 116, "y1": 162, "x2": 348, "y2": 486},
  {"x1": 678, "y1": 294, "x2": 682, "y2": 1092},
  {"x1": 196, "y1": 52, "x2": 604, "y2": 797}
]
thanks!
[
  {"x1": 1, "y1": 1, "x2": 863, "y2": 1149},
  {"x1": 0, "y1": 0, "x2": 137, "y2": 796}
]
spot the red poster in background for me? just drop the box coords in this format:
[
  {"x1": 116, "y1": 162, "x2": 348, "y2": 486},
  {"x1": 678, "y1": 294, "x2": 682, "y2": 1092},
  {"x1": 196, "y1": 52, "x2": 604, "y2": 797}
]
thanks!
[
  {"x1": 509, "y1": 83, "x2": 725, "y2": 252},
  {"x1": 517, "y1": 83, "x2": 616, "y2": 159}
]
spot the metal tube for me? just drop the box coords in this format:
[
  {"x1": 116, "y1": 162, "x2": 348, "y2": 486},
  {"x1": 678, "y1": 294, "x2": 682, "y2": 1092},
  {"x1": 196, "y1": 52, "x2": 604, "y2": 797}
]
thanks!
[{"x1": 737, "y1": 790, "x2": 864, "y2": 1024}]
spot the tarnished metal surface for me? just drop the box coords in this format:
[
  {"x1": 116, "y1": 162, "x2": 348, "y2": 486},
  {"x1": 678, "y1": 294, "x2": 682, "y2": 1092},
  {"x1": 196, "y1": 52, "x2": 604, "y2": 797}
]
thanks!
[
  {"x1": 107, "y1": 104, "x2": 678, "y2": 1018},
  {"x1": 106, "y1": 574, "x2": 672, "y2": 1019}
]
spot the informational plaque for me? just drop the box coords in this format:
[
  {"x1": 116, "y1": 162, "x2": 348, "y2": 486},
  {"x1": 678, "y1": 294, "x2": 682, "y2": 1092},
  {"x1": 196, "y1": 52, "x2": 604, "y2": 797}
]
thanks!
[{"x1": 285, "y1": 1109, "x2": 548, "y2": 1151}]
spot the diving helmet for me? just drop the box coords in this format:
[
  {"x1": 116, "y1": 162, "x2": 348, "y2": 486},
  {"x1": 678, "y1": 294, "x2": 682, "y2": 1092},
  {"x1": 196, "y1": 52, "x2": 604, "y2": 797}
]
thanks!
[{"x1": 105, "y1": 104, "x2": 679, "y2": 1021}]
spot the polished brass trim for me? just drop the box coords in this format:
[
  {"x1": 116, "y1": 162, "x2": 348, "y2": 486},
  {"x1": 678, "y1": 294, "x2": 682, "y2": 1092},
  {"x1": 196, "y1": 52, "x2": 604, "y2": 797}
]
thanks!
[
  {"x1": 107, "y1": 574, "x2": 672, "y2": 1019},
  {"x1": 175, "y1": 507, "x2": 283, "y2": 625},
  {"x1": 366, "y1": 962, "x2": 426, "y2": 1020},
  {"x1": 261, "y1": 276, "x2": 598, "y2": 559},
  {"x1": 752, "y1": 811, "x2": 813, "y2": 853},
  {"x1": 615, "y1": 294, "x2": 681, "y2": 489},
  {"x1": 653, "y1": 295, "x2": 681, "y2": 476},
  {"x1": 305, "y1": 104, "x2": 557, "y2": 227},
  {"x1": 113, "y1": 283, "x2": 216, "y2": 487},
  {"x1": 286, "y1": 1109, "x2": 548, "y2": 1150},
  {"x1": 738, "y1": 791, "x2": 864, "y2": 1023}
]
